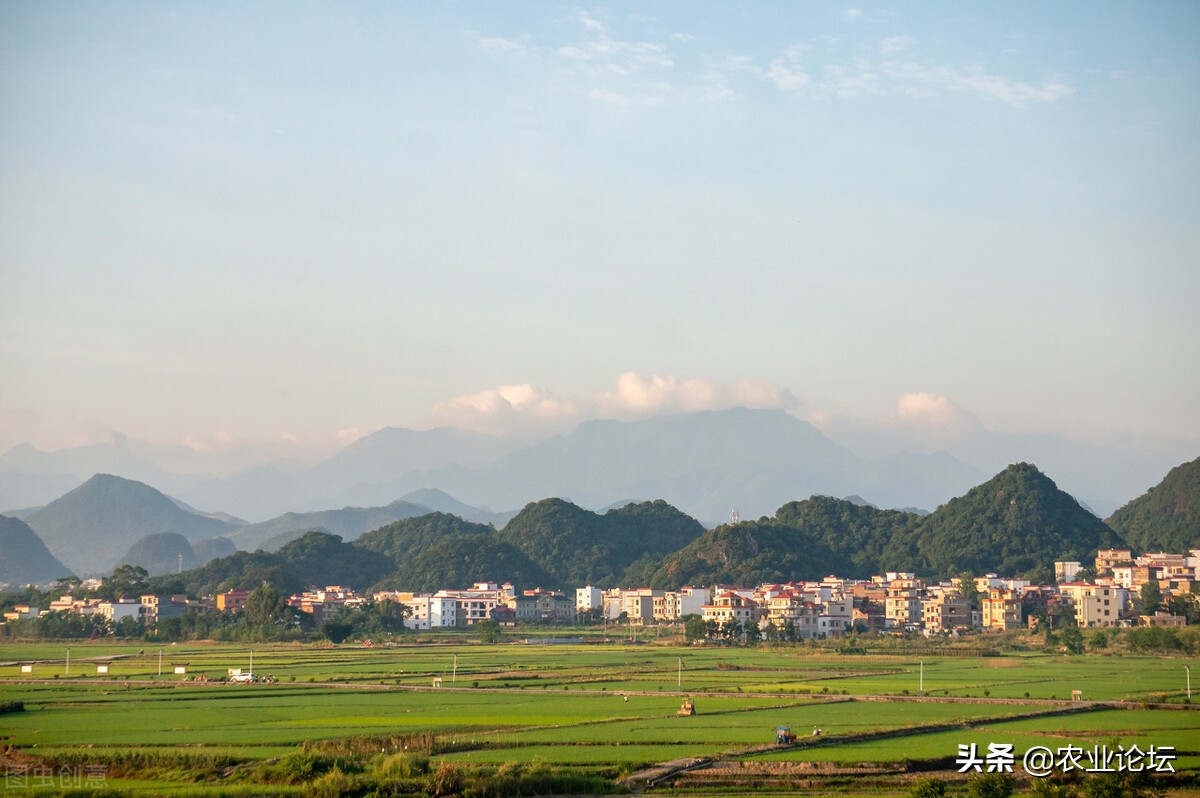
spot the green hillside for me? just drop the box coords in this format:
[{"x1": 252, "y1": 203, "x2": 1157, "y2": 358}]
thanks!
[
  {"x1": 1106, "y1": 455, "x2": 1200, "y2": 553},
  {"x1": 355, "y1": 512, "x2": 495, "y2": 562},
  {"x1": 498, "y1": 498, "x2": 705, "y2": 587},
  {"x1": 0, "y1": 515, "x2": 73, "y2": 585},
  {"x1": 374, "y1": 532, "x2": 557, "y2": 593},
  {"x1": 635, "y1": 520, "x2": 854, "y2": 589},
  {"x1": 150, "y1": 531, "x2": 395, "y2": 597},
  {"x1": 906, "y1": 462, "x2": 1123, "y2": 578},
  {"x1": 772, "y1": 496, "x2": 922, "y2": 576}
]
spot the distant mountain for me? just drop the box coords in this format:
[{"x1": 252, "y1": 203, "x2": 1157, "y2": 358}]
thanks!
[
  {"x1": 0, "y1": 515, "x2": 73, "y2": 586},
  {"x1": 498, "y1": 498, "x2": 705, "y2": 588},
  {"x1": 24, "y1": 474, "x2": 239, "y2": 576},
  {"x1": 118, "y1": 532, "x2": 198, "y2": 577},
  {"x1": 374, "y1": 532, "x2": 556, "y2": 594},
  {"x1": 226, "y1": 499, "x2": 433, "y2": 552},
  {"x1": 1, "y1": 410, "x2": 988, "y2": 525},
  {"x1": 903, "y1": 463, "x2": 1123, "y2": 578},
  {"x1": 0, "y1": 471, "x2": 80, "y2": 515},
  {"x1": 178, "y1": 462, "x2": 308, "y2": 526},
  {"x1": 397, "y1": 488, "x2": 516, "y2": 527},
  {"x1": 355, "y1": 513, "x2": 496, "y2": 563},
  {"x1": 1106, "y1": 456, "x2": 1200, "y2": 553},
  {"x1": 419, "y1": 409, "x2": 985, "y2": 522}
]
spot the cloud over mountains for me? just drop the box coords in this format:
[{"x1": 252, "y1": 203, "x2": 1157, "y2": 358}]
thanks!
[{"x1": 427, "y1": 372, "x2": 798, "y2": 434}]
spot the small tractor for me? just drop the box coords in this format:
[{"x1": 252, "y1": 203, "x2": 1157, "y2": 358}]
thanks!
[
  {"x1": 677, "y1": 697, "x2": 696, "y2": 716},
  {"x1": 774, "y1": 725, "x2": 797, "y2": 745}
]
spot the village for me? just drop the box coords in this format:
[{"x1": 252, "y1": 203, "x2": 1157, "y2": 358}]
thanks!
[{"x1": 5, "y1": 547, "x2": 1196, "y2": 640}]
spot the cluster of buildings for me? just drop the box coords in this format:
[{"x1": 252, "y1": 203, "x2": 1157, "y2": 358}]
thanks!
[
  {"x1": 3, "y1": 593, "x2": 200, "y2": 628},
  {"x1": 6, "y1": 548, "x2": 1198, "y2": 638}
]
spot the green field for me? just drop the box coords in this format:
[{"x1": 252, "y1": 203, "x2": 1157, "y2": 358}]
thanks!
[{"x1": 1, "y1": 640, "x2": 1198, "y2": 795}]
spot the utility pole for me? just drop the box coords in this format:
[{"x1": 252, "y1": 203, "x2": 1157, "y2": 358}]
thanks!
[
  {"x1": 919, "y1": 660, "x2": 924, "y2": 696},
  {"x1": 158, "y1": 650, "x2": 163, "y2": 677},
  {"x1": 1187, "y1": 665, "x2": 1192, "y2": 700},
  {"x1": 677, "y1": 657, "x2": 682, "y2": 694},
  {"x1": 452, "y1": 654, "x2": 457, "y2": 684}
]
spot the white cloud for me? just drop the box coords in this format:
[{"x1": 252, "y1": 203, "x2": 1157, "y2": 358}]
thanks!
[
  {"x1": 879, "y1": 35, "x2": 914, "y2": 55},
  {"x1": 578, "y1": 10, "x2": 605, "y2": 33},
  {"x1": 845, "y1": 9, "x2": 863, "y2": 21},
  {"x1": 883, "y1": 61, "x2": 1073, "y2": 104},
  {"x1": 894, "y1": 392, "x2": 982, "y2": 434},
  {"x1": 764, "y1": 45, "x2": 812, "y2": 93},
  {"x1": 471, "y1": 33, "x2": 530, "y2": 53},
  {"x1": 426, "y1": 373, "x2": 798, "y2": 435}
]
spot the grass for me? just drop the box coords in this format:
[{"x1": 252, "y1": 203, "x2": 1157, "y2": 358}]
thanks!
[{"x1": 1, "y1": 639, "x2": 1198, "y2": 795}]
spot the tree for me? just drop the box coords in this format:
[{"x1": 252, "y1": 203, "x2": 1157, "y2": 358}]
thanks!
[
  {"x1": 476, "y1": 619, "x2": 503, "y2": 643},
  {"x1": 1061, "y1": 626, "x2": 1085, "y2": 655},
  {"x1": 683, "y1": 614, "x2": 707, "y2": 642},
  {"x1": 1139, "y1": 582, "x2": 1163, "y2": 616},
  {"x1": 956, "y1": 573, "x2": 982, "y2": 609},
  {"x1": 99, "y1": 565, "x2": 149, "y2": 601}
]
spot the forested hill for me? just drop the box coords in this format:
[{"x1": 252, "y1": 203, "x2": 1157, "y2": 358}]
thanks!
[
  {"x1": 137, "y1": 460, "x2": 1200, "y2": 599},
  {"x1": 498, "y1": 498, "x2": 706, "y2": 588},
  {"x1": 373, "y1": 533, "x2": 557, "y2": 594},
  {"x1": 905, "y1": 462, "x2": 1123, "y2": 578},
  {"x1": 148, "y1": 531, "x2": 396, "y2": 597},
  {"x1": 1106, "y1": 455, "x2": 1200, "y2": 553},
  {"x1": 355, "y1": 512, "x2": 495, "y2": 563}
]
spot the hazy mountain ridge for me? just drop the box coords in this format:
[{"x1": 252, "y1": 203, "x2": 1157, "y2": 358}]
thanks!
[
  {"x1": 23, "y1": 474, "x2": 240, "y2": 576},
  {"x1": 3, "y1": 409, "x2": 988, "y2": 523},
  {"x1": 227, "y1": 499, "x2": 433, "y2": 553}
]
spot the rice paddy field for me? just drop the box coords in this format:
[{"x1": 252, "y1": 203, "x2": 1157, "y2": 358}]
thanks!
[{"x1": 1, "y1": 639, "x2": 1198, "y2": 795}]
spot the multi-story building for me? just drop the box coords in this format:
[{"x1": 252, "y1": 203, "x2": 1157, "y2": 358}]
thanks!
[
  {"x1": 922, "y1": 593, "x2": 972, "y2": 633},
  {"x1": 216, "y1": 589, "x2": 250, "y2": 613},
  {"x1": 1095, "y1": 549, "x2": 1133, "y2": 574},
  {"x1": 139, "y1": 595, "x2": 194, "y2": 629},
  {"x1": 981, "y1": 588, "x2": 1023, "y2": 631},
  {"x1": 576, "y1": 585, "x2": 602, "y2": 615},
  {"x1": 1059, "y1": 583, "x2": 1128, "y2": 627},
  {"x1": 96, "y1": 598, "x2": 142, "y2": 623},
  {"x1": 702, "y1": 591, "x2": 762, "y2": 630},
  {"x1": 1055, "y1": 561, "x2": 1082, "y2": 583},
  {"x1": 885, "y1": 577, "x2": 923, "y2": 629}
]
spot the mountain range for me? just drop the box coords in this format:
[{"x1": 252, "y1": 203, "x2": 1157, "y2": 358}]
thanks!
[
  {"x1": 0, "y1": 413, "x2": 1195, "y2": 589},
  {"x1": 2, "y1": 409, "x2": 983, "y2": 524}
]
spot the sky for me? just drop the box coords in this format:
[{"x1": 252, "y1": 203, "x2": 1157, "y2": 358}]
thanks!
[{"x1": 2, "y1": 2, "x2": 1198, "y2": 491}]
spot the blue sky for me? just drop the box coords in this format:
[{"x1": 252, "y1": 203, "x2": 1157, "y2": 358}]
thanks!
[{"x1": 2, "y1": 3, "x2": 1197, "y2": 492}]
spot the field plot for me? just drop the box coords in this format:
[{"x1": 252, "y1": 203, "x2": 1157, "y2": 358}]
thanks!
[{"x1": 2, "y1": 641, "x2": 1199, "y2": 796}]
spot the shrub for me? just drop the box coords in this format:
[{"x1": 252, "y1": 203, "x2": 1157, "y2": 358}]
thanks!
[
  {"x1": 910, "y1": 777, "x2": 948, "y2": 798},
  {"x1": 968, "y1": 772, "x2": 1014, "y2": 798},
  {"x1": 303, "y1": 765, "x2": 350, "y2": 798},
  {"x1": 427, "y1": 761, "x2": 463, "y2": 797}
]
